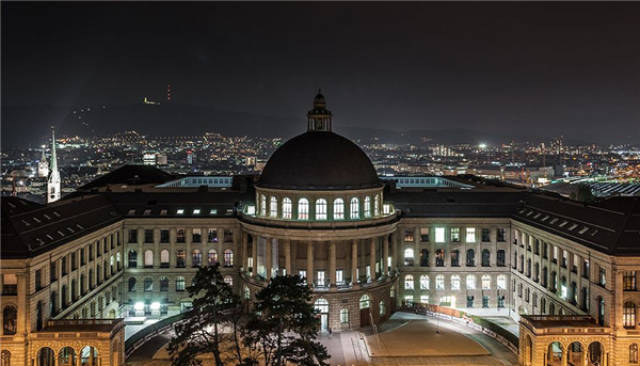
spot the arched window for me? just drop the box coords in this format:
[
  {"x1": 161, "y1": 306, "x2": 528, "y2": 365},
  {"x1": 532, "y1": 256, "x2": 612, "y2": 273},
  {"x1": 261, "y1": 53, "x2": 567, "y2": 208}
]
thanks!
[
  {"x1": 128, "y1": 278, "x2": 136, "y2": 292},
  {"x1": 298, "y1": 198, "x2": 309, "y2": 220},
  {"x1": 208, "y1": 249, "x2": 218, "y2": 265},
  {"x1": 315, "y1": 199, "x2": 327, "y2": 220},
  {"x1": 128, "y1": 250, "x2": 137, "y2": 268},
  {"x1": 630, "y1": 344, "x2": 638, "y2": 364},
  {"x1": 224, "y1": 249, "x2": 234, "y2": 267},
  {"x1": 466, "y1": 275, "x2": 476, "y2": 290},
  {"x1": 282, "y1": 197, "x2": 292, "y2": 219},
  {"x1": 451, "y1": 275, "x2": 461, "y2": 290},
  {"x1": 192, "y1": 249, "x2": 202, "y2": 267},
  {"x1": 364, "y1": 196, "x2": 371, "y2": 217},
  {"x1": 482, "y1": 275, "x2": 491, "y2": 290},
  {"x1": 160, "y1": 250, "x2": 170, "y2": 267},
  {"x1": 420, "y1": 275, "x2": 429, "y2": 290},
  {"x1": 58, "y1": 347, "x2": 76, "y2": 366},
  {"x1": 404, "y1": 248, "x2": 414, "y2": 266},
  {"x1": 497, "y1": 275, "x2": 507, "y2": 290},
  {"x1": 466, "y1": 249, "x2": 475, "y2": 266},
  {"x1": 144, "y1": 278, "x2": 153, "y2": 292},
  {"x1": 379, "y1": 300, "x2": 386, "y2": 316},
  {"x1": 224, "y1": 275, "x2": 233, "y2": 286},
  {"x1": 1, "y1": 350, "x2": 10, "y2": 366},
  {"x1": 144, "y1": 250, "x2": 153, "y2": 267},
  {"x1": 350, "y1": 197, "x2": 359, "y2": 219},
  {"x1": 359, "y1": 295, "x2": 370, "y2": 309},
  {"x1": 2, "y1": 305, "x2": 18, "y2": 335},
  {"x1": 481, "y1": 249, "x2": 490, "y2": 267},
  {"x1": 160, "y1": 277, "x2": 169, "y2": 291},
  {"x1": 37, "y1": 348, "x2": 55, "y2": 366},
  {"x1": 624, "y1": 302, "x2": 637, "y2": 328},
  {"x1": 374, "y1": 195, "x2": 380, "y2": 216},
  {"x1": 404, "y1": 275, "x2": 414, "y2": 290},
  {"x1": 333, "y1": 198, "x2": 344, "y2": 220},
  {"x1": 315, "y1": 298, "x2": 330, "y2": 313},
  {"x1": 269, "y1": 196, "x2": 277, "y2": 217},
  {"x1": 260, "y1": 195, "x2": 266, "y2": 216},
  {"x1": 436, "y1": 275, "x2": 445, "y2": 289}
]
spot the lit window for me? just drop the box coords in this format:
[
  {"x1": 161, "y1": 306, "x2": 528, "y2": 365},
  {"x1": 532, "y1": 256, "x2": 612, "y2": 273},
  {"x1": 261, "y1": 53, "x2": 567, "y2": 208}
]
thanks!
[
  {"x1": 298, "y1": 198, "x2": 309, "y2": 220},
  {"x1": 403, "y1": 248, "x2": 414, "y2": 266},
  {"x1": 282, "y1": 198, "x2": 292, "y2": 219},
  {"x1": 209, "y1": 208, "x2": 218, "y2": 215},
  {"x1": 435, "y1": 227, "x2": 445, "y2": 243},
  {"x1": 224, "y1": 249, "x2": 234, "y2": 267},
  {"x1": 364, "y1": 196, "x2": 371, "y2": 217},
  {"x1": 482, "y1": 275, "x2": 491, "y2": 290},
  {"x1": 436, "y1": 275, "x2": 445, "y2": 290},
  {"x1": 420, "y1": 295, "x2": 429, "y2": 304},
  {"x1": 176, "y1": 209, "x2": 184, "y2": 215},
  {"x1": 466, "y1": 228, "x2": 476, "y2": 243},
  {"x1": 420, "y1": 275, "x2": 429, "y2": 290},
  {"x1": 624, "y1": 302, "x2": 637, "y2": 328},
  {"x1": 350, "y1": 198, "x2": 359, "y2": 219},
  {"x1": 260, "y1": 195, "x2": 266, "y2": 216},
  {"x1": 360, "y1": 295, "x2": 371, "y2": 309},
  {"x1": 374, "y1": 195, "x2": 380, "y2": 216},
  {"x1": 445, "y1": 275, "x2": 458, "y2": 291},
  {"x1": 383, "y1": 204, "x2": 391, "y2": 215},
  {"x1": 333, "y1": 198, "x2": 344, "y2": 220},
  {"x1": 340, "y1": 309, "x2": 349, "y2": 323},
  {"x1": 497, "y1": 275, "x2": 507, "y2": 290},
  {"x1": 224, "y1": 275, "x2": 233, "y2": 286},
  {"x1": 466, "y1": 275, "x2": 476, "y2": 290},
  {"x1": 315, "y1": 199, "x2": 327, "y2": 220},
  {"x1": 404, "y1": 275, "x2": 414, "y2": 290},
  {"x1": 269, "y1": 197, "x2": 277, "y2": 218},
  {"x1": 193, "y1": 208, "x2": 201, "y2": 215}
]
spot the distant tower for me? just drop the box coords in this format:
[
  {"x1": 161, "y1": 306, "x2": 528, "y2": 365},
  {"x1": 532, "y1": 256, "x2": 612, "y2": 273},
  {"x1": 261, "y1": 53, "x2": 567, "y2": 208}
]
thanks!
[
  {"x1": 47, "y1": 127, "x2": 61, "y2": 203},
  {"x1": 186, "y1": 150, "x2": 193, "y2": 165},
  {"x1": 307, "y1": 90, "x2": 332, "y2": 132},
  {"x1": 37, "y1": 147, "x2": 49, "y2": 177},
  {"x1": 167, "y1": 84, "x2": 172, "y2": 102}
]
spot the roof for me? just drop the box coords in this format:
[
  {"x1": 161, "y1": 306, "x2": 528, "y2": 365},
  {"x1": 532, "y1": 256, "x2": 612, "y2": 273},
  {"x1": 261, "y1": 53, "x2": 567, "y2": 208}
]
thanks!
[
  {"x1": 258, "y1": 131, "x2": 380, "y2": 190},
  {"x1": 78, "y1": 165, "x2": 176, "y2": 191},
  {"x1": 1, "y1": 195, "x2": 121, "y2": 259}
]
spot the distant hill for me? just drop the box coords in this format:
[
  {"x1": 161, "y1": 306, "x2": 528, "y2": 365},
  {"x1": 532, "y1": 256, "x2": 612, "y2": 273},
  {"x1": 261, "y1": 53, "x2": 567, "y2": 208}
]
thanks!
[{"x1": 3, "y1": 102, "x2": 596, "y2": 147}]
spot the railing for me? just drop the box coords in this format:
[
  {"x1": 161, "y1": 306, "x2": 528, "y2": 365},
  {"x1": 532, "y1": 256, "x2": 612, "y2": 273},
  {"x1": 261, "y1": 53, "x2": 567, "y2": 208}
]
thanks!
[
  {"x1": 124, "y1": 313, "x2": 185, "y2": 359},
  {"x1": 399, "y1": 303, "x2": 519, "y2": 353}
]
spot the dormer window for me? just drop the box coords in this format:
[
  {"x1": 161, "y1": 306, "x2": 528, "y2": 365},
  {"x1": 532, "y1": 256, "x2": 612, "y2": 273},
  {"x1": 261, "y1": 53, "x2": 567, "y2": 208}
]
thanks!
[
  {"x1": 193, "y1": 208, "x2": 201, "y2": 215},
  {"x1": 176, "y1": 209, "x2": 185, "y2": 215}
]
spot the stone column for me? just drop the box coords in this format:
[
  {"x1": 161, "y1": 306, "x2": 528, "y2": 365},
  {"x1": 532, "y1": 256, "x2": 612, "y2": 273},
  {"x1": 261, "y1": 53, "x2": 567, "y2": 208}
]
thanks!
[
  {"x1": 351, "y1": 239, "x2": 358, "y2": 286},
  {"x1": 307, "y1": 241, "x2": 314, "y2": 286},
  {"x1": 251, "y1": 235, "x2": 258, "y2": 277},
  {"x1": 186, "y1": 228, "x2": 192, "y2": 268},
  {"x1": 383, "y1": 234, "x2": 390, "y2": 276},
  {"x1": 413, "y1": 227, "x2": 419, "y2": 268},
  {"x1": 137, "y1": 227, "x2": 144, "y2": 269},
  {"x1": 284, "y1": 240, "x2": 292, "y2": 275},
  {"x1": 370, "y1": 238, "x2": 376, "y2": 281},
  {"x1": 266, "y1": 237, "x2": 272, "y2": 281},
  {"x1": 615, "y1": 270, "x2": 624, "y2": 329},
  {"x1": 242, "y1": 232, "x2": 249, "y2": 273},
  {"x1": 329, "y1": 241, "x2": 336, "y2": 286},
  {"x1": 16, "y1": 273, "x2": 27, "y2": 335},
  {"x1": 392, "y1": 231, "x2": 399, "y2": 270}
]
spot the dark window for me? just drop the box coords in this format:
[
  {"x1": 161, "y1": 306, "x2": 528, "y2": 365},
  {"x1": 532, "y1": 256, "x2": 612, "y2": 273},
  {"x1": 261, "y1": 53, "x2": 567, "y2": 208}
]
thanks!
[
  {"x1": 80, "y1": 248, "x2": 85, "y2": 266},
  {"x1": 435, "y1": 249, "x2": 445, "y2": 267},
  {"x1": 128, "y1": 229, "x2": 137, "y2": 243},
  {"x1": 496, "y1": 228, "x2": 506, "y2": 242},
  {"x1": 192, "y1": 229, "x2": 202, "y2": 243},
  {"x1": 466, "y1": 296, "x2": 474, "y2": 308},
  {"x1": 420, "y1": 249, "x2": 429, "y2": 267},
  {"x1": 420, "y1": 228, "x2": 429, "y2": 242},
  {"x1": 160, "y1": 229, "x2": 170, "y2": 243},
  {"x1": 542, "y1": 267, "x2": 548, "y2": 288},
  {"x1": 496, "y1": 250, "x2": 505, "y2": 267},
  {"x1": 534, "y1": 240, "x2": 540, "y2": 255},
  {"x1": 450, "y1": 250, "x2": 460, "y2": 267},
  {"x1": 176, "y1": 250, "x2": 186, "y2": 268},
  {"x1": 144, "y1": 229, "x2": 154, "y2": 243},
  {"x1": 61, "y1": 256, "x2": 67, "y2": 275},
  {"x1": 497, "y1": 295, "x2": 505, "y2": 308},
  {"x1": 482, "y1": 295, "x2": 489, "y2": 308},
  {"x1": 481, "y1": 228, "x2": 490, "y2": 242},
  {"x1": 89, "y1": 244, "x2": 94, "y2": 260},
  {"x1": 481, "y1": 250, "x2": 490, "y2": 267},
  {"x1": 128, "y1": 250, "x2": 137, "y2": 268},
  {"x1": 466, "y1": 249, "x2": 475, "y2": 267},
  {"x1": 208, "y1": 229, "x2": 218, "y2": 243},
  {"x1": 128, "y1": 278, "x2": 136, "y2": 292},
  {"x1": 144, "y1": 278, "x2": 153, "y2": 292},
  {"x1": 71, "y1": 252, "x2": 77, "y2": 271},
  {"x1": 176, "y1": 229, "x2": 186, "y2": 243},
  {"x1": 50, "y1": 262, "x2": 57, "y2": 282},
  {"x1": 35, "y1": 269, "x2": 42, "y2": 291},
  {"x1": 160, "y1": 277, "x2": 169, "y2": 292}
]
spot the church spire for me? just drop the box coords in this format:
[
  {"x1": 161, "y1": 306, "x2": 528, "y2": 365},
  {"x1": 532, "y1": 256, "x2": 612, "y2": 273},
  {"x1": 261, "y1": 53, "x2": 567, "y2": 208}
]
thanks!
[
  {"x1": 307, "y1": 90, "x2": 332, "y2": 132},
  {"x1": 47, "y1": 126, "x2": 61, "y2": 203}
]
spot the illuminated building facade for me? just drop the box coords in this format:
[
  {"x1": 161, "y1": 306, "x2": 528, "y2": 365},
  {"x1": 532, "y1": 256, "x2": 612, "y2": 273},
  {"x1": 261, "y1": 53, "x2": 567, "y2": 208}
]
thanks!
[{"x1": 1, "y1": 94, "x2": 639, "y2": 366}]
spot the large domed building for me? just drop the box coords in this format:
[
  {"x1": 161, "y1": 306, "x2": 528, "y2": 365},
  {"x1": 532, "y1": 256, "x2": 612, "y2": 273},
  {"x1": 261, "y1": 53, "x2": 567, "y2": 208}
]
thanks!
[{"x1": 240, "y1": 93, "x2": 398, "y2": 330}]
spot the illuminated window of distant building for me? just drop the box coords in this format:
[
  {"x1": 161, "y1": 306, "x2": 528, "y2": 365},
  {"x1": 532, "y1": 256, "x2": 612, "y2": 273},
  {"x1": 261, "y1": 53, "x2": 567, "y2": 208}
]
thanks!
[
  {"x1": 451, "y1": 228, "x2": 460, "y2": 242},
  {"x1": 497, "y1": 275, "x2": 507, "y2": 290},
  {"x1": 466, "y1": 275, "x2": 476, "y2": 290},
  {"x1": 315, "y1": 199, "x2": 327, "y2": 220},
  {"x1": 269, "y1": 197, "x2": 277, "y2": 217},
  {"x1": 404, "y1": 248, "x2": 414, "y2": 266},
  {"x1": 298, "y1": 198, "x2": 309, "y2": 220},
  {"x1": 466, "y1": 228, "x2": 476, "y2": 242},
  {"x1": 350, "y1": 197, "x2": 359, "y2": 219},
  {"x1": 364, "y1": 196, "x2": 371, "y2": 217},
  {"x1": 282, "y1": 197, "x2": 292, "y2": 219},
  {"x1": 451, "y1": 275, "x2": 461, "y2": 290},
  {"x1": 404, "y1": 275, "x2": 414, "y2": 290},
  {"x1": 260, "y1": 195, "x2": 266, "y2": 216},
  {"x1": 482, "y1": 275, "x2": 491, "y2": 290},
  {"x1": 420, "y1": 275, "x2": 429, "y2": 290},
  {"x1": 435, "y1": 227, "x2": 445, "y2": 243},
  {"x1": 333, "y1": 198, "x2": 344, "y2": 220},
  {"x1": 435, "y1": 275, "x2": 445, "y2": 290},
  {"x1": 374, "y1": 195, "x2": 380, "y2": 216}
]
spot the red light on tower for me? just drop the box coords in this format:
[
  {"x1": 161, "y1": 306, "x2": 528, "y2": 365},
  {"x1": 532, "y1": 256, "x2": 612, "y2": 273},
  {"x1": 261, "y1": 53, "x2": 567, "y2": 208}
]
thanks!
[{"x1": 167, "y1": 84, "x2": 172, "y2": 102}]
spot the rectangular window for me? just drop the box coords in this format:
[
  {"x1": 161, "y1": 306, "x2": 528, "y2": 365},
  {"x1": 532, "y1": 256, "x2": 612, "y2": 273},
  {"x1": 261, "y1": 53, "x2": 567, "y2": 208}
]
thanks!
[
  {"x1": 497, "y1": 250, "x2": 505, "y2": 267},
  {"x1": 128, "y1": 229, "x2": 138, "y2": 243},
  {"x1": 496, "y1": 228, "x2": 506, "y2": 242},
  {"x1": 403, "y1": 229, "x2": 415, "y2": 242},
  {"x1": 192, "y1": 228, "x2": 202, "y2": 243},
  {"x1": 80, "y1": 248, "x2": 85, "y2": 266},
  {"x1": 299, "y1": 270, "x2": 307, "y2": 282},
  {"x1": 420, "y1": 249, "x2": 429, "y2": 267},
  {"x1": 160, "y1": 229, "x2": 170, "y2": 243},
  {"x1": 625, "y1": 271, "x2": 637, "y2": 291},
  {"x1": 465, "y1": 228, "x2": 476, "y2": 243},
  {"x1": 35, "y1": 269, "x2": 42, "y2": 291},
  {"x1": 435, "y1": 227, "x2": 445, "y2": 243},
  {"x1": 208, "y1": 229, "x2": 218, "y2": 243},
  {"x1": 144, "y1": 229, "x2": 154, "y2": 243},
  {"x1": 599, "y1": 267, "x2": 606, "y2": 287},
  {"x1": 583, "y1": 259, "x2": 590, "y2": 278},
  {"x1": 561, "y1": 250, "x2": 568, "y2": 268},
  {"x1": 481, "y1": 228, "x2": 490, "y2": 242},
  {"x1": 450, "y1": 251, "x2": 459, "y2": 267},
  {"x1": 552, "y1": 246, "x2": 558, "y2": 263},
  {"x1": 336, "y1": 270, "x2": 343, "y2": 285},
  {"x1": 224, "y1": 230, "x2": 233, "y2": 243},
  {"x1": 317, "y1": 271, "x2": 325, "y2": 287},
  {"x1": 420, "y1": 227, "x2": 429, "y2": 242},
  {"x1": 451, "y1": 228, "x2": 460, "y2": 242},
  {"x1": 482, "y1": 295, "x2": 489, "y2": 308},
  {"x1": 50, "y1": 262, "x2": 57, "y2": 282},
  {"x1": 71, "y1": 252, "x2": 77, "y2": 271},
  {"x1": 176, "y1": 229, "x2": 186, "y2": 243}
]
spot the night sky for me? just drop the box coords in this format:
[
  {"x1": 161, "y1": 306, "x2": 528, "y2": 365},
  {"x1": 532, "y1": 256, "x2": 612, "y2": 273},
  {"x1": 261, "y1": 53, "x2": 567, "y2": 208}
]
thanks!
[{"x1": 2, "y1": 2, "x2": 640, "y2": 144}]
